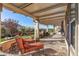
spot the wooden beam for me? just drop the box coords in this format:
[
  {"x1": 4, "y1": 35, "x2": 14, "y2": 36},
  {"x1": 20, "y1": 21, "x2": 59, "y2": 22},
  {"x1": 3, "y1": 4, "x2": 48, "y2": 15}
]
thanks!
[
  {"x1": 0, "y1": 3, "x2": 3, "y2": 11},
  {"x1": 12, "y1": 3, "x2": 33, "y2": 9},
  {"x1": 3, "y1": 4, "x2": 37, "y2": 19},
  {"x1": 31, "y1": 3, "x2": 67, "y2": 14},
  {"x1": 39, "y1": 17, "x2": 64, "y2": 25},
  {"x1": 40, "y1": 18, "x2": 64, "y2": 22},
  {"x1": 11, "y1": 3, "x2": 25, "y2": 8},
  {"x1": 40, "y1": 20, "x2": 62, "y2": 26},
  {"x1": 39, "y1": 15, "x2": 65, "y2": 20},
  {"x1": 38, "y1": 10, "x2": 65, "y2": 18},
  {"x1": 19, "y1": 3, "x2": 33, "y2": 9}
]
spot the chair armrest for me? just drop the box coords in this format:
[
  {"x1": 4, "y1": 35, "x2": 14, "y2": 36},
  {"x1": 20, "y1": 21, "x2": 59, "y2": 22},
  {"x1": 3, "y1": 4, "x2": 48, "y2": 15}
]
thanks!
[{"x1": 23, "y1": 39, "x2": 35, "y2": 42}]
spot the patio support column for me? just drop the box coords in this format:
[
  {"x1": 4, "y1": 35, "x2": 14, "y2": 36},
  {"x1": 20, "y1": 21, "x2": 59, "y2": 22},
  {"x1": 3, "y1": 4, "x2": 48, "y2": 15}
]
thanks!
[
  {"x1": 54, "y1": 26, "x2": 58, "y2": 34},
  {"x1": 54, "y1": 25, "x2": 56, "y2": 33},
  {"x1": 0, "y1": 3, "x2": 3, "y2": 42},
  {"x1": 53, "y1": 25, "x2": 55, "y2": 33},
  {"x1": 46, "y1": 25, "x2": 48, "y2": 32},
  {"x1": 34, "y1": 20, "x2": 39, "y2": 41}
]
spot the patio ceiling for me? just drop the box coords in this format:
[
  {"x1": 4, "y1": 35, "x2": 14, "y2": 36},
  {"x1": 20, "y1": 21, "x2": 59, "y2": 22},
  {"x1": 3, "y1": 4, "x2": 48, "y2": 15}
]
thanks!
[{"x1": 3, "y1": 3, "x2": 68, "y2": 26}]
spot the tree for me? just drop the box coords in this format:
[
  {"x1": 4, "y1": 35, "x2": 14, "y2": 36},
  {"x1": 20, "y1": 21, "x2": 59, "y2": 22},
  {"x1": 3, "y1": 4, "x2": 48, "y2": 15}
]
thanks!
[
  {"x1": 1, "y1": 27, "x2": 6, "y2": 38},
  {"x1": 20, "y1": 27, "x2": 27, "y2": 35},
  {"x1": 4, "y1": 19, "x2": 19, "y2": 37}
]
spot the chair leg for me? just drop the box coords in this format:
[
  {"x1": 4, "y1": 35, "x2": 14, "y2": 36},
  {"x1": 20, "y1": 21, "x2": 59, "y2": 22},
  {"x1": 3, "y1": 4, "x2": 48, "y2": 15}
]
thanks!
[
  {"x1": 42, "y1": 48, "x2": 45, "y2": 55},
  {"x1": 18, "y1": 51, "x2": 22, "y2": 55}
]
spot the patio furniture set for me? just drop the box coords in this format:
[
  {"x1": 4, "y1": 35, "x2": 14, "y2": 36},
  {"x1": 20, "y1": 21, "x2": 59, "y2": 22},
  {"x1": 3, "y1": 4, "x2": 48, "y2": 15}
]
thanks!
[
  {"x1": 16, "y1": 38, "x2": 44, "y2": 54},
  {"x1": 0, "y1": 38, "x2": 44, "y2": 55}
]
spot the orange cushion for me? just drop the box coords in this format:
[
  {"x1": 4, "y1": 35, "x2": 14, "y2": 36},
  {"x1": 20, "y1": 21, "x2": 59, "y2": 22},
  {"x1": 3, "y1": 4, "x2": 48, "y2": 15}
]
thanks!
[
  {"x1": 23, "y1": 44, "x2": 31, "y2": 49},
  {"x1": 16, "y1": 38, "x2": 24, "y2": 49},
  {"x1": 29, "y1": 42, "x2": 43, "y2": 47},
  {"x1": 23, "y1": 39, "x2": 34, "y2": 42}
]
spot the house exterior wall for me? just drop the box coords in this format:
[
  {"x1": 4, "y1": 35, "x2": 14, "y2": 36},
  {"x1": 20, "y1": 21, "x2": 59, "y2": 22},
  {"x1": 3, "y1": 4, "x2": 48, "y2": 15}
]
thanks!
[
  {"x1": 65, "y1": 3, "x2": 78, "y2": 56},
  {"x1": 70, "y1": 3, "x2": 78, "y2": 56}
]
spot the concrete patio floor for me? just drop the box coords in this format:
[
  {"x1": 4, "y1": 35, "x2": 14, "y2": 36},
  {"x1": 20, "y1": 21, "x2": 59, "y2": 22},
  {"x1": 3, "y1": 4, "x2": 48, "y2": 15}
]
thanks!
[{"x1": 26, "y1": 33, "x2": 67, "y2": 56}]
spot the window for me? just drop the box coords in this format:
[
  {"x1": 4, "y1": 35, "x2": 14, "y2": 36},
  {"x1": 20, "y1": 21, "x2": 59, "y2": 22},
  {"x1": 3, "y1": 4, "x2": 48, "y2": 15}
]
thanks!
[{"x1": 71, "y1": 20, "x2": 75, "y2": 49}]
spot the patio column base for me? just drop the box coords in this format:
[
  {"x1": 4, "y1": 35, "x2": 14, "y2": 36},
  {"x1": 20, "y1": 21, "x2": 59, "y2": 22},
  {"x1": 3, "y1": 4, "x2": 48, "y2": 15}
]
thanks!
[{"x1": 36, "y1": 39, "x2": 40, "y2": 42}]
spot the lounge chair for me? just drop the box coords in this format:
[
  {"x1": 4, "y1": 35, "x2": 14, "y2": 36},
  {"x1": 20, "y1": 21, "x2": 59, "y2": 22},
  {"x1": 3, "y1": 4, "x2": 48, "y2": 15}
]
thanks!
[{"x1": 16, "y1": 38, "x2": 44, "y2": 54}]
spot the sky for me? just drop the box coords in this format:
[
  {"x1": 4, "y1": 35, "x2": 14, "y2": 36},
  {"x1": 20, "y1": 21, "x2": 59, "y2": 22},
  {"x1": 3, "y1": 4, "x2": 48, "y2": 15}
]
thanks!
[{"x1": 1, "y1": 8, "x2": 54, "y2": 29}]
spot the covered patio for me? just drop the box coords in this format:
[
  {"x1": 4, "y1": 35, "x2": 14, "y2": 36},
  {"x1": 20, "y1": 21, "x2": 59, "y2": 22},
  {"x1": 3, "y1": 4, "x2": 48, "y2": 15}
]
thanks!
[{"x1": 0, "y1": 3, "x2": 78, "y2": 56}]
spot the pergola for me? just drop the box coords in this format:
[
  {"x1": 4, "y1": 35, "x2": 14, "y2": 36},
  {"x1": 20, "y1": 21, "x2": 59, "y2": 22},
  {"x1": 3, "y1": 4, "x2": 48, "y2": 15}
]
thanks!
[{"x1": 0, "y1": 3, "x2": 68, "y2": 40}]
